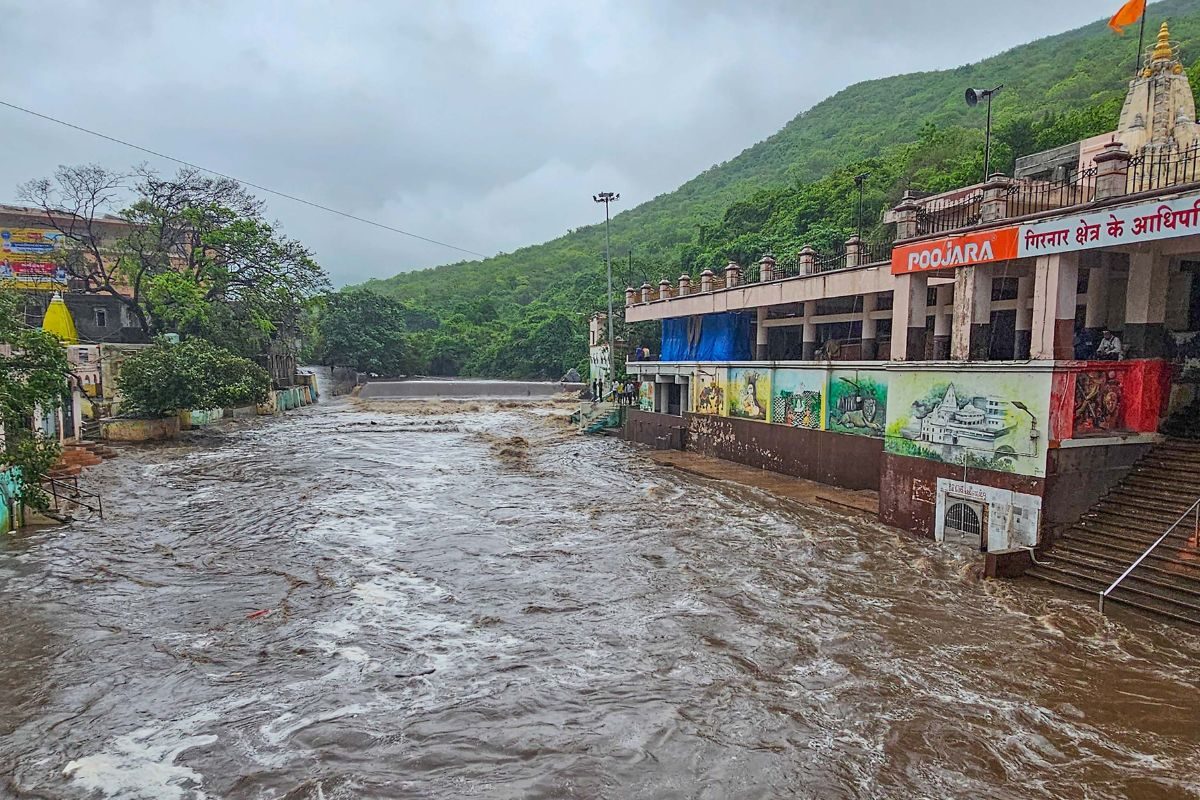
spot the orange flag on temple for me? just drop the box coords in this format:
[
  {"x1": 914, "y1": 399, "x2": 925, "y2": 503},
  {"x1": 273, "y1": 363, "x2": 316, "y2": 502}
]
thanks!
[{"x1": 1109, "y1": 0, "x2": 1146, "y2": 34}]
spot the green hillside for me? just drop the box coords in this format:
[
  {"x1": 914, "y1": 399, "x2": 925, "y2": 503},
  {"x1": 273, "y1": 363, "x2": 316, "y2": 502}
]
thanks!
[{"x1": 360, "y1": 0, "x2": 1200, "y2": 379}]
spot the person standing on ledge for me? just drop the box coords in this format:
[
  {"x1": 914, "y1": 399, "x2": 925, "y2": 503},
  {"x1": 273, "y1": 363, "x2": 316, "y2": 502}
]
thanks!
[{"x1": 1094, "y1": 328, "x2": 1123, "y2": 361}]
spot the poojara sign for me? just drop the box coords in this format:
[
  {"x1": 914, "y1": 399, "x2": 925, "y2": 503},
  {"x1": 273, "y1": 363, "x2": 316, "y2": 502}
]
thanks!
[{"x1": 891, "y1": 226, "x2": 1019, "y2": 275}]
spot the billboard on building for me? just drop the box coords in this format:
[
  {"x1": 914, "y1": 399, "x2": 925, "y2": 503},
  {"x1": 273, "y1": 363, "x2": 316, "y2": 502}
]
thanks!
[
  {"x1": 891, "y1": 226, "x2": 1019, "y2": 275},
  {"x1": 1, "y1": 227, "x2": 67, "y2": 289}
]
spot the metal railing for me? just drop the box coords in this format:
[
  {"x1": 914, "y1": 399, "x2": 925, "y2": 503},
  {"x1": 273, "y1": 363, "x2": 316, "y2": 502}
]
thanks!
[
  {"x1": 40, "y1": 474, "x2": 104, "y2": 519},
  {"x1": 813, "y1": 243, "x2": 847, "y2": 272},
  {"x1": 861, "y1": 240, "x2": 893, "y2": 265},
  {"x1": 1005, "y1": 167, "x2": 1097, "y2": 218},
  {"x1": 915, "y1": 192, "x2": 983, "y2": 236},
  {"x1": 1098, "y1": 495, "x2": 1200, "y2": 613},
  {"x1": 1127, "y1": 143, "x2": 1200, "y2": 194}
]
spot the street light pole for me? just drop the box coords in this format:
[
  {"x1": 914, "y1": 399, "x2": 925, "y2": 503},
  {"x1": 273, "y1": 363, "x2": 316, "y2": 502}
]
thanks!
[
  {"x1": 854, "y1": 172, "x2": 869, "y2": 242},
  {"x1": 593, "y1": 191, "x2": 620, "y2": 353}
]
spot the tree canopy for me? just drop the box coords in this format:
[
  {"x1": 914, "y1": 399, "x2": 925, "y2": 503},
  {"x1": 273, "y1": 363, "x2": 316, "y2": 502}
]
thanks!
[
  {"x1": 19, "y1": 165, "x2": 329, "y2": 359},
  {"x1": 0, "y1": 288, "x2": 69, "y2": 508},
  {"x1": 117, "y1": 338, "x2": 270, "y2": 417}
]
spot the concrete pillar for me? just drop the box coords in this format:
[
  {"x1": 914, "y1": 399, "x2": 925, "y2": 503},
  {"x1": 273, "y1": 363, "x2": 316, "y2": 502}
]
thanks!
[
  {"x1": 1084, "y1": 258, "x2": 1110, "y2": 338},
  {"x1": 952, "y1": 265, "x2": 993, "y2": 360},
  {"x1": 725, "y1": 261, "x2": 742, "y2": 287},
  {"x1": 861, "y1": 293, "x2": 878, "y2": 360},
  {"x1": 980, "y1": 173, "x2": 1012, "y2": 223},
  {"x1": 641, "y1": 282, "x2": 652, "y2": 303},
  {"x1": 1125, "y1": 250, "x2": 1171, "y2": 357},
  {"x1": 759, "y1": 254, "x2": 776, "y2": 283},
  {"x1": 756, "y1": 306, "x2": 769, "y2": 360},
  {"x1": 1168, "y1": 266, "x2": 1193, "y2": 331},
  {"x1": 798, "y1": 246, "x2": 816, "y2": 276},
  {"x1": 802, "y1": 300, "x2": 818, "y2": 360},
  {"x1": 1015, "y1": 274, "x2": 1034, "y2": 359},
  {"x1": 625, "y1": 287, "x2": 636, "y2": 306},
  {"x1": 680, "y1": 377, "x2": 690, "y2": 413},
  {"x1": 893, "y1": 195, "x2": 922, "y2": 240},
  {"x1": 933, "y1": 284, "x2": 953, "y2": 359},
  {"x1": 890, "y1": 272, "x2": 928, "y2": 360},
  {"x1": 658, "y1": 279, "x2": 672, "y2": 299},
  {"x1": 845, "y1": 236, "x2": 862, "y2": 269},
  {"x1": 700, "y1": 270, "x2": 714, "y2": 292},
  {"x1": 678, "y1": 274, "x2": 691, "y2": 296},
  {"x1": 1094, "y1": 141, "x2": 1132, "y2": 201},
  {"x1": 1030, "y1": 252, "x2": 1079, "y2": 360}
]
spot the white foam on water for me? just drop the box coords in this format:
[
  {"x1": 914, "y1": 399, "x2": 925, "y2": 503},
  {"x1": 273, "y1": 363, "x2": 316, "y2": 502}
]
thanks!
[{"x1": 63, "y1": 710, "x2": 219, "y2": 800}]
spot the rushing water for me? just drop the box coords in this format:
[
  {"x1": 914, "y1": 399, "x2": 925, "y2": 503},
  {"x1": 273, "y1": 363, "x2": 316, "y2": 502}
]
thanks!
[{"x1": 1, "y1": 395, "x2": 1198, "y2": 800}]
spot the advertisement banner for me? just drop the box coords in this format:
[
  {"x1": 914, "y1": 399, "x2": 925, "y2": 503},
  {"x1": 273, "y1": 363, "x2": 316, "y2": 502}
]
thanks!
[
  {"x1": 891, "y1": 226, "x2": 1019, "y2": 275},
  {"x1": 1018, "y1": 191, "x2": 1200, "y2": 257},
  {"x1": 1, "y1": 228, "x2": 67, "y2": 287}
]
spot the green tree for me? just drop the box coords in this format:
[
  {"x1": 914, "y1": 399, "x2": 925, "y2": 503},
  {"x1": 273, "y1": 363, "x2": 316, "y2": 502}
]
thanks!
[
  {"x1": 117, "y1": 338, "x2": 270, "y2": 417},
  {"x1": 315, "y1": 289, "x2": 417, "y2": 375},
  {"x1": 19, "y1": 165, "x2": 328, "y2": 356},
  {"x1": 0, "y1": 288, "x2": 69, "y2": 509}
]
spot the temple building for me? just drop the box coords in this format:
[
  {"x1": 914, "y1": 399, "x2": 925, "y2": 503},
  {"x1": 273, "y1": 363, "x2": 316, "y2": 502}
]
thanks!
[{"x1": 620, "y1": 20, "x2": 1200, "y2": 624}]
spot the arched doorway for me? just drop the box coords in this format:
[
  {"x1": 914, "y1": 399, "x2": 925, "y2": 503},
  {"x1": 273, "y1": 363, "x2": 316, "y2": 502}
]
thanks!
[{"x1": 944, "y1": 499, "x2": 984, "y2": 546}]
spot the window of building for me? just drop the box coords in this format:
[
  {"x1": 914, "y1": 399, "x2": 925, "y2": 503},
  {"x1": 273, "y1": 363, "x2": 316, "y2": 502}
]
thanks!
[{"x1": 95, "y1": 308, "x2": 107, "y2": 328}]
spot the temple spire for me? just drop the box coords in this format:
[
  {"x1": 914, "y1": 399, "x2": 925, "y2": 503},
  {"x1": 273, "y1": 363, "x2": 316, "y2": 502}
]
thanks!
[{"x1": 1151, "y1": 20, "x2": 1174, "y2": 63}]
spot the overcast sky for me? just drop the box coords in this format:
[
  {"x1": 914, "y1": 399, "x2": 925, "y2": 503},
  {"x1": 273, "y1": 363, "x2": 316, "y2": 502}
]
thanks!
[{"x1": 0, "y1": 1, "x2": 1113, "y2": 286}]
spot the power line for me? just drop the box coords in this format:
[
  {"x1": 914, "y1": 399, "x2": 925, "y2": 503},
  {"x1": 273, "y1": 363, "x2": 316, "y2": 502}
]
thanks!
[{"x1": 0, "y1": 98, "x2": 490, "y2": 260}]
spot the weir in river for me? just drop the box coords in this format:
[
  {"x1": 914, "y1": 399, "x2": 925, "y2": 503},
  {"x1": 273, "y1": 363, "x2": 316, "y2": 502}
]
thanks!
[{"x1": 1, "y1": 395, "x2": 1197, "y2": 799}]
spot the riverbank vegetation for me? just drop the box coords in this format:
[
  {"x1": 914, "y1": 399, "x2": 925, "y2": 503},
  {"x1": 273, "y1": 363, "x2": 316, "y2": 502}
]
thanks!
[
  {"x1": 0, "y1": 288, "x2": 70, "y2": 509},
  {"x1": 117, "y1": 338, "x2": 270, "y2": 418},
  {"x1": 354, "y1": 1, "x2": 1200, "y2": 379}
]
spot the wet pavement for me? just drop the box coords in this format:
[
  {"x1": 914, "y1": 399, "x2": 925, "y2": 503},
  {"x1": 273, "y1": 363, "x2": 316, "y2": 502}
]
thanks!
[{"x1": 1, "y1": 396, "x2": 1198, "y2": 799}]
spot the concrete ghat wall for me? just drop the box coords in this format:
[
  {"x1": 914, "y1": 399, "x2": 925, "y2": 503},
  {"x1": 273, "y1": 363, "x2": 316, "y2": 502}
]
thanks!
[
  {"x1": 688, "y1": 413, "x2": 883, "y2": 490},
  {"x1": 879, "y1": 452, "x2": 1044, "y2": 539},
  {"x1": 623, "y1": 409, "x2": 882, "y2": 490},
  {"x1": 1042, "y1": 441, "x2": 1154, "y2": 535},
  {"x1": 359, "y1": 380, "x2": 576, "y2": 400}
]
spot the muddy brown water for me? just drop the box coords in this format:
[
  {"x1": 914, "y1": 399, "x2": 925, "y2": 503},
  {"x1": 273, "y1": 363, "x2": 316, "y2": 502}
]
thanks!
[{"x1": 1, "y1": 397, "x2": 1198, "y2": 799}]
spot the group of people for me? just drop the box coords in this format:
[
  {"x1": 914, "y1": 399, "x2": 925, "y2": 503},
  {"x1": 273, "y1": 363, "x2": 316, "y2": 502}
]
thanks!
[{"x1": 590, "y1": 379, "x2": 640, "y2": 406}]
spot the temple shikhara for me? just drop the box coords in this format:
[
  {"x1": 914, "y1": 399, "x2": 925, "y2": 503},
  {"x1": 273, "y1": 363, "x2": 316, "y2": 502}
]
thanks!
[{"x1": 617, "y1": 20, "x2": 1200, "y2": 624}]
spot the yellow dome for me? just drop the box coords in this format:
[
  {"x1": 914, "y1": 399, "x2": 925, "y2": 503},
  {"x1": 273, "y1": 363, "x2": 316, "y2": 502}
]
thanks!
[{"x1": 41, "y1": 293, "x2": 78, "y2": 344}]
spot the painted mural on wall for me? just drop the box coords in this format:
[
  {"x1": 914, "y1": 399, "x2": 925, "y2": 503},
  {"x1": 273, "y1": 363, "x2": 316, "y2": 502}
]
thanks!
[
  {"x1": 826, "y1": 370, "x2": 887, "y2": 438},
  {"x1": 885, "y1": 371, "x2": 1051, "y2": 477},
  {"x1": 1072, "y1": 369, "x2": 1123, "y2": 434},
  {"x1": 639, "y1": 381, "x2": 654, "y2": 412},
  {"x1": 693, "y1": 368, "x2": 727, "y2": 416},
  {"x1": 728, "y1": 368, "x2": 769, "y2": 421},
  {"x1": 0, "y1": 467, "x2": 20, "y2": 535},
  {"x1": 771, "y1": 368, "x2": 825, "y2": 429}
]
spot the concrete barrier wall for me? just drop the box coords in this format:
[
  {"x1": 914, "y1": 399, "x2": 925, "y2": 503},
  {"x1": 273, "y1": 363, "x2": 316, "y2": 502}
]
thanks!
[
  {"x1": 360, "y1": 379, "x2": 580, "y2": 400},
  {"x1": 178, "y1": 408, "x2": 225, "y2": 430},
  {"x1": 102, "y1": 416, "x2": 180, "y2": 442}
]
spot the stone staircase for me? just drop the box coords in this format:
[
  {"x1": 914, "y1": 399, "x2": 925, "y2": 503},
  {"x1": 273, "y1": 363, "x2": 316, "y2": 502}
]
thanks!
[
  {"x1": 48, "y1": 441, "x2": 118, "y2": 480},
  {"x1": 1027, "y1": 438, "x2": 1200, "y2": 627}
]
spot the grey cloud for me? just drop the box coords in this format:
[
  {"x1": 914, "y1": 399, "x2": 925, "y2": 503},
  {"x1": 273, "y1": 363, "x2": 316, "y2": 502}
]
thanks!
[{"x1": 1, "y1": 0, "x2": 1108, "y2": 285}]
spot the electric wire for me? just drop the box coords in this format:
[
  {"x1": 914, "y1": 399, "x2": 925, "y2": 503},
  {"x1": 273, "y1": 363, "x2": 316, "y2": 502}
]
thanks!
[{"x1": 0, "y1": 99, "x2": 489, "y2": 259}]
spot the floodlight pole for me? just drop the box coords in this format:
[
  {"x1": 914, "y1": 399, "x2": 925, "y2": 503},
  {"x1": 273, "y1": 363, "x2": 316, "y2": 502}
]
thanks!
[{"x1": 593, "y1": 191, "x2": 620, "y2": 352}]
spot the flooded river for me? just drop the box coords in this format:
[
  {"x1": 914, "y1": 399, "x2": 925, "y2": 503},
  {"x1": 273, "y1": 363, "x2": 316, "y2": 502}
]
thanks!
[{"x1": 1, "y1": 396, "x2": 1198, "y2": 799}]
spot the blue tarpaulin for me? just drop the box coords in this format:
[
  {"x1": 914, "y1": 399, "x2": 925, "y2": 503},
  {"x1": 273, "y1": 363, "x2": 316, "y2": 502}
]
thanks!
[{"x1": 661, "y1": 312, "x2": 752, "y2": 361}]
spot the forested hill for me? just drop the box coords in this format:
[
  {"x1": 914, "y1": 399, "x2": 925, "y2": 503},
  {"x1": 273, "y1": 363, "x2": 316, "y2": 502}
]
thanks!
[{"x1": 362, "y1": 0, "x2": 1200, "y2": 379}]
